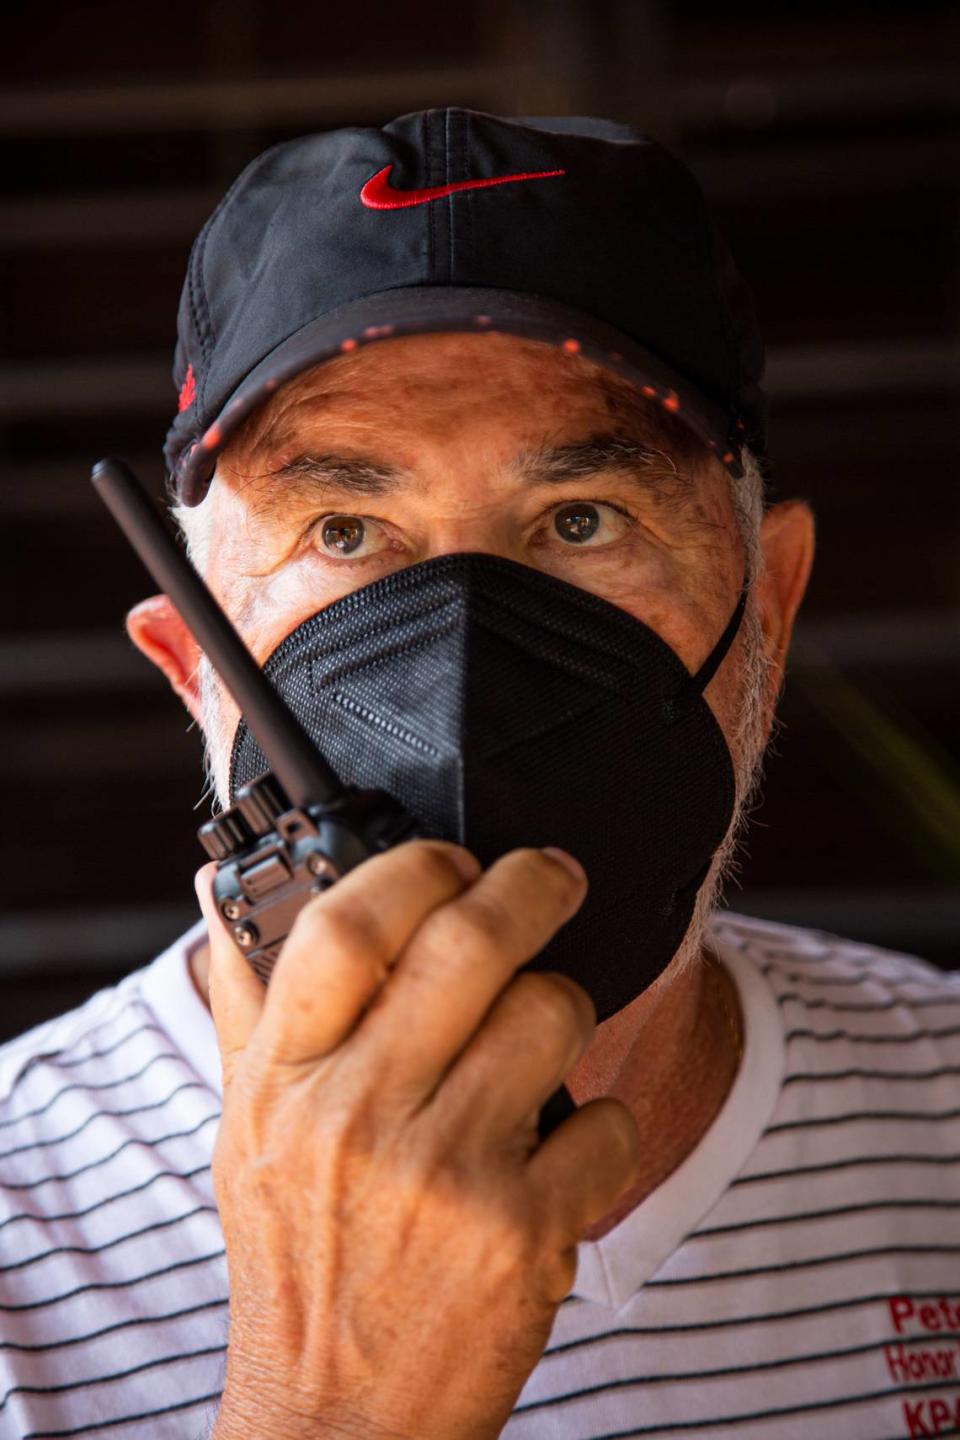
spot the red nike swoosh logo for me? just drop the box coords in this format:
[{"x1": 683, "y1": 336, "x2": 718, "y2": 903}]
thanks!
[{"x1": 360, "y1": 164, "x2": 566, "y2": 210}]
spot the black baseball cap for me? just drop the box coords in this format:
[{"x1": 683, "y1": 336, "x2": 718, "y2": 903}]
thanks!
[{"x1": 165, "y1": 108, "x2": 766, "y2": 507}]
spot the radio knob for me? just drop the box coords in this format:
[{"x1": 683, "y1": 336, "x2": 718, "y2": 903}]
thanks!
[
  {"x1": 198, "y1": 807, "x2": 251, "y2": 862},
  {"x1": 236, "y1": 773, "x2": 290, "y2": 836}
]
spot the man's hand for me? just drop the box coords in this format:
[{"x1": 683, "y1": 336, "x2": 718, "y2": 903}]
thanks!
[{"x1": 196, "y1": 841, "x2": 641, "y2": 1440}]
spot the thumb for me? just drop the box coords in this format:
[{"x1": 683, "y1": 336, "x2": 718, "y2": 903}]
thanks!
[{"x1": 195, "y1": 862, "x2": 266, "y2": 1086}]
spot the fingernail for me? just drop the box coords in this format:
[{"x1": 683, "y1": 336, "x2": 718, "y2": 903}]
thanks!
[
  {"x1": 542, "y1": 847, "x2": 587, "y2": 885},
  {"x1": 193, "y1": 862, "x2": 217, "y2": 917}
]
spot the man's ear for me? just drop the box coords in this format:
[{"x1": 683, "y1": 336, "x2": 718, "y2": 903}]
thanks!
[
  {"x1": 755, "y1": 499, "x2": 816, "y2": 688},
  {"x1": 126, "y1": 594, "x2": 203, "y2": 723}
]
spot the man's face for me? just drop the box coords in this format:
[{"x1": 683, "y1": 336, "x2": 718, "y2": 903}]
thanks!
[{"x1": 188, "y1": 331, "x2": 770, "y2": 809}]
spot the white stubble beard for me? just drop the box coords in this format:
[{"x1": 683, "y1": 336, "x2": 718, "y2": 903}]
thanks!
[
  {"x1": 674, "y1": 590, "x2": 775, "y2": 976},
  {"x1": 195, "y1": 652, "x2": 235, "y2": 817}
]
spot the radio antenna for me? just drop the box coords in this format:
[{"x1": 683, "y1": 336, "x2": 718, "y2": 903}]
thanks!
[{"x1": 91, "y1": 457, "x2": 345, "y2": 810}]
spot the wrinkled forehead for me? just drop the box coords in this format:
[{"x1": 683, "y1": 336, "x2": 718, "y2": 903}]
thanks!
[{"x1": 217, "y1": 331, "x2": 713, "y2": 482}]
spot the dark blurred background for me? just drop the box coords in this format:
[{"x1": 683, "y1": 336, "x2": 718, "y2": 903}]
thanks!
[{"x1": 2, "y1": 0, "x2": 958, "y2": 1040}]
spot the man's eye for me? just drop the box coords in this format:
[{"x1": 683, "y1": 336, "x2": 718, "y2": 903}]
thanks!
[
  {"x1": 552, "y1": 501, "x2": 630, "y2": 546},
  {"x1": 316, "y1": 514, "x2": 375, "y2": 557}
]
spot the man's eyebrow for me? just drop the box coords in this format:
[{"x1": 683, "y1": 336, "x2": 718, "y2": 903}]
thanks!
[
  {"x1": 257, "y1": 431, "x2": 693, "y2": 509},
  {"x1": 516, "y1": 432, "x2": 693, "y2": 490},
  {"x1": 264, "y1": 452, "x2": 407, "y2": 497}
]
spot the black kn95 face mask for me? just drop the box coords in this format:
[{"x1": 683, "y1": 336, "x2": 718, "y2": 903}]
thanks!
[{"x1": 230, "y1": 553, "x2": 746, "y2": 1023}]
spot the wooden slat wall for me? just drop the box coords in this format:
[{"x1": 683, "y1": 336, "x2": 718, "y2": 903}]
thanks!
[{"x1": 2, "y1": 0, "x2": 957, "y2": 1040}]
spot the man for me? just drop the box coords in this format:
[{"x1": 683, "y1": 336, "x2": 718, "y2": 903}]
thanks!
[{"x1": 1, "y1": 110, "x2": 958, "y2": 1440}]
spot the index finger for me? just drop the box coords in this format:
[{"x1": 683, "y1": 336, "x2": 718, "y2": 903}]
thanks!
[{"x1": 255, "y1": 840, "x2": 481, "y2": 1065}]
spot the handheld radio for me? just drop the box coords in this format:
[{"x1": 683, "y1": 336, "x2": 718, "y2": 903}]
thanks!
[{"x1": 91, "y1": 457, "x2": 575, "y2": 1139}]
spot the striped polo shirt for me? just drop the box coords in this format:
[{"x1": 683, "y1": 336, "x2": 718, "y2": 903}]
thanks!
[{"x1": 0, "y1": 912, "x2": 957, "y2": 1439}]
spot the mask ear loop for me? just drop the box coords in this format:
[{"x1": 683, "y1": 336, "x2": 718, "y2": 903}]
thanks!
[{"x1": 663, "y1": 581, "x2": 750, "y2": 725}]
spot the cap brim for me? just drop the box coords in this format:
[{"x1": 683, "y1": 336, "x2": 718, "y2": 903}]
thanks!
[{"x1": 174, "y1": 286, "x2": 745, "y2": 505}]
